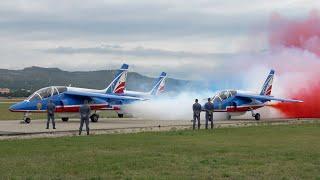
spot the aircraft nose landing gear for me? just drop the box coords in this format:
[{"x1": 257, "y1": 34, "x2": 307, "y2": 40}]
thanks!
[
  {"x1": 23, "y1": 113, "x2": 31, "y2": 124},
  {"x1": 24, "y1": 117, "x2": 31, "y2": 124}
]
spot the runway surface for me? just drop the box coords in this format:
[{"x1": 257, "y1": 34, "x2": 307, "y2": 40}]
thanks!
[{"x1": 0, "y1": 118, "x2": 319, "y2": 139}]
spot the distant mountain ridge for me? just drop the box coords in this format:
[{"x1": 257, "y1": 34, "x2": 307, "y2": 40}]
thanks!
[{"x1": 0, "y1": 66, "x2": 189, "y2": 93}]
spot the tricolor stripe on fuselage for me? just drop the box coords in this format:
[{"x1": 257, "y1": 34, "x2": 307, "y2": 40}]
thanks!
[
  {"x1": 213, "y1": 104, "x2": 264, "y2": 112},
  {"x1": 9, "y1": 104, "x2": 121, "y2": 113}
]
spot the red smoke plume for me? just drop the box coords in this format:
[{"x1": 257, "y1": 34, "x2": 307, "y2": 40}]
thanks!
[
  {"x1": 272, "y1": 84, "x2": 320, "y2": 118},
  {"x1": 269, "y1": 11, "x2": 320, "y2": 118},
  {"x1": 269, "y1": 10, "x2": 320, "y2": 56}
]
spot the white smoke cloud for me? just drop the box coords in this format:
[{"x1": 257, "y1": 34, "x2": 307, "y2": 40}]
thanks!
[
  {"x1": 124, "y1": 92, "x2": 211, "y2": 120},
  {"x1": 122, "y1": 46, "x2": 320, "y2": 120},
  {"x1": 124, "y1": 92, "x2": 281, "y2": 120}
]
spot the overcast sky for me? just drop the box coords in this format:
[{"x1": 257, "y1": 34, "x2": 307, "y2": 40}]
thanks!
[{"x1": 0, "y1": 0, "x2": 318, "y2": 79}]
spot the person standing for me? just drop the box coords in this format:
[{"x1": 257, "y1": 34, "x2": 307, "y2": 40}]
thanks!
[
  {"x1": 192, "y1": 99, "x2": 202, "y2": 130},
  {"x1": 204, "y1": 98, "x2": 214, "y2": 129},
  {"x1": 79, "y1": 100, "x2": 91, "y2": 135},
  {"x1": 46, "y1": 99, "x2": 56, "y2": 129}
]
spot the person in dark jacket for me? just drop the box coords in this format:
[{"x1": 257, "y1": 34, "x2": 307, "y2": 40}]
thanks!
[
  {"x1": 79, "y1": 100, "x2": 91, "y2": 135},
  {"x1": 46, "y1": 99, "x2": 56, "y2": 129},
  {"x1": 192, "y1": 99, "x2": 202, "y2": 130},
  {"x1": 204, "y1": 98, "x2": 214, "y2": 129}
]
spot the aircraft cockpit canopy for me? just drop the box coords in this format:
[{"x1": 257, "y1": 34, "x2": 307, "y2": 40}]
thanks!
[
  {"x1": 212, "y1": 90, "x2": 237, "y2": 102},
  {"x1": 26, "y1": 86, "x2": 67, "y2": 101}
]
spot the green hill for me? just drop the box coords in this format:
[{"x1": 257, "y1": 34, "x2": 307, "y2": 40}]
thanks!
[{"x1": 0, "y1": 66, "x2": 188, "y2": 96}]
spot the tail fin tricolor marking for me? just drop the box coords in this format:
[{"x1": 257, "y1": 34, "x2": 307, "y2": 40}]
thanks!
[
  {"x1": 149, "y1": 72, "x2": 167, "y2": 96},
  {"x1": 260, "y1": 69, "x2": 274, "y2": 96},
  {"x1": 105, "y1": 64, "x2": 129, "y2": 94}
]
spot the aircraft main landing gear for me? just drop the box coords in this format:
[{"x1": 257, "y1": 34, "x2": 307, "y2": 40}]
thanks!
[
  {"x1": 250, "y1": 108, "x2": 260, "y2": 121},
  {"x1": 61, "y1": 117, "x2": 69, "y2": 122},
  {"x1": 254, "y1": 113, "x2": 260, "y2": 121},
  {"x1": 90, "y1": 114, "x2": 99, "y2": 122},
  {"x1": 118, "y1": 114, "x2": 124, "y2": 118}
]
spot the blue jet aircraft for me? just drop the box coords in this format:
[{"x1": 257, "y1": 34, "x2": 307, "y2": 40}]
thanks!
[
  {"x1": 9, "y1": 64, "x2": 145, "y2": 123},
  {"x1": 209, "y1": 70, "x2": 303, "y2": 120}
]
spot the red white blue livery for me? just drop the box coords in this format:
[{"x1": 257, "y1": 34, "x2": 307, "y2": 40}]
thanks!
[
  {"x1": 209, "y1": 70, "x2": 303, "y2": 120},
  {"x1": 9, "y1": 64, "x2": 144, "y2": 123}
]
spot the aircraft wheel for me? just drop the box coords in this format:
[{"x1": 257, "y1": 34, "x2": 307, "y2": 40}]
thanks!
[
  {"x1": 90, "y1": 114, "x2": 99, "y2": 123},
  {"x1": 227, "y1": 114, "x2": 231, "y2": 120},
  {"x1": 118, "y1": 114, "x2": 124, "y2": 118},
  {"x1": 254, "y1": 113, "x2": 260, "y2": 121},
  {"x1": 61, "y1": 117, "x2": 69, "y2": 122},
  {"x1": 25, "y1": 117, "x2": 31, "y2": 124}
]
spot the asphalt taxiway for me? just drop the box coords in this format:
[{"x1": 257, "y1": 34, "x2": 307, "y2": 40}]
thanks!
[{"x1": 0, "y1": 118, "x2": 319, "y2": 139}]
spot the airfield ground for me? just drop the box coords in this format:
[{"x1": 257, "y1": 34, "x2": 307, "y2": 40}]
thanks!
[
  {"x1": 0, "y1": 123, "x2": 319, "y2": 179},
  {"x1": 0, "y1": 100, "x2": 319, "y2": 178},
  {"x1": 0, "y1": 118, "x2": 319, "y2": 140}
]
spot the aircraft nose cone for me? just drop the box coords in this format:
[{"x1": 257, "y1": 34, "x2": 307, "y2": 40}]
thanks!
[
  {"x1": 9, "y1": 101, "x2": 25, "y2": 112},
  {"x1": 9, "y1": 104, "x2": 17, "y2": 112}
]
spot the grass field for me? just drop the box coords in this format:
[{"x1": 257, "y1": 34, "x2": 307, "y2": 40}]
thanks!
[
  {"x1": 0, "y1": 97, "x2": 25, "y2": 102},
  {"x1": 0, "y1": 103, "x2": 30, "y2": 120},
  {"x1": 0, "y1": 103, "x2": 120, "y2": 120},
  {"x1": 0, "y1": 124, "x2": 319, "y2": 179}
]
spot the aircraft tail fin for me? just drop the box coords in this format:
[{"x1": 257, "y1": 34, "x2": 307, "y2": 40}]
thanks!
[
  {"x1": 149, "y1": 72, "x2": 167, "y2": 95},
  {"x1": 260, "y1": 69, "x2": 275, "y2": 96},
  {"x1": 105, "y1": 64, "x2": 129, "y2": 94}
]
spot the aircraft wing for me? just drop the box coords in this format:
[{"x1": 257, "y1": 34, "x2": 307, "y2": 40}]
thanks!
[
  {"x1": 64, "y1": 91, "x2": 146, "y2": 101},
  {"x1": 236, "y1": 93, "x2": 303, "y2": 103}
]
